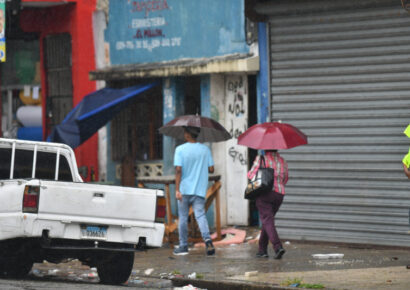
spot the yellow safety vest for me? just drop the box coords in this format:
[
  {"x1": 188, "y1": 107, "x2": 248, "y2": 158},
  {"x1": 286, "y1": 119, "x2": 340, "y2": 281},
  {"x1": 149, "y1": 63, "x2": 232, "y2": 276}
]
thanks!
[{"x1": 403, "y1": 148, "x2": 410, "y2": 168}]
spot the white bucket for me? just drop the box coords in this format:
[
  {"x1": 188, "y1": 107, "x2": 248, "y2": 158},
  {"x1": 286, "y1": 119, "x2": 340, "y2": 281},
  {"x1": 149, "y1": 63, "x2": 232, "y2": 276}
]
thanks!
[{"x1": 17, "y1": 106, "x2": 42, "y2": 127}]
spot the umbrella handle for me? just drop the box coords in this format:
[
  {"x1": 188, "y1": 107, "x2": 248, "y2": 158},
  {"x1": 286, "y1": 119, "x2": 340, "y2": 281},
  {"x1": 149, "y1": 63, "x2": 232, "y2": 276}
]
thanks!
[{"x1": 260, "y1": 155, "x2": 267, "y2": 168}]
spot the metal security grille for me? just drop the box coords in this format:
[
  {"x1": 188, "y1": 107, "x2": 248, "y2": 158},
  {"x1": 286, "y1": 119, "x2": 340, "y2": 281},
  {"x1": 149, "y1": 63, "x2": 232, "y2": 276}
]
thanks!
[
  {"x1": 44, "y1": 33, "x2": 73, "y2": 127},
  {"x1": 111, "y1": 101, "x2": 137, "y2": 162},
  {"x1": 268, "y1": 0, "x2": 410, "y2": 246},
  {"x1": 109, "y1": 79, "x2": 163, "y2": 163}
]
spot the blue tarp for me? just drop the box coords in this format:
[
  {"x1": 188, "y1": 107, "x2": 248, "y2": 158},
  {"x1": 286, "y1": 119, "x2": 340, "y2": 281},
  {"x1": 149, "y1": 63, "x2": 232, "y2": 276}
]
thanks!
[{"x1": 48, "y1": 83, "x2": 156, "y2": 149}]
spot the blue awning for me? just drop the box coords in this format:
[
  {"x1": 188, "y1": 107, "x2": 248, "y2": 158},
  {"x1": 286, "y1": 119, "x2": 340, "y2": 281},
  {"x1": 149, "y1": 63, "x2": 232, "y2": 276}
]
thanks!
[{"x1": 48, "y1": 83, "x2": 157, "y2": 149}]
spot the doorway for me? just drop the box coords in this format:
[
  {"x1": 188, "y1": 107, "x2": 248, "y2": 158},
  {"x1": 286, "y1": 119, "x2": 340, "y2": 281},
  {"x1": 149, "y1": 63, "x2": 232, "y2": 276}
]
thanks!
[{"x1": 247, "y1": 74, "x2": 259, "y2": 226}]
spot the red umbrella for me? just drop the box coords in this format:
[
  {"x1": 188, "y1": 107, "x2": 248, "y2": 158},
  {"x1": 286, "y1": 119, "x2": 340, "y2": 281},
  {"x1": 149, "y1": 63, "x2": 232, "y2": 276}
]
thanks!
[
  {"x1": 159, "y1": 114, "x2": 231, "y2": 142},
  {"x1": 238, "y1": 122, "x2": 308, "y2": 150}
]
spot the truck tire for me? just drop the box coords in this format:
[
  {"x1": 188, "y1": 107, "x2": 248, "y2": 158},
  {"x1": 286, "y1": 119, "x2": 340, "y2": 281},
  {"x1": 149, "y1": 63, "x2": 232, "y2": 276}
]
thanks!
[{"x1": 97, "y1": 252, "x2": 134, "y2": 285}]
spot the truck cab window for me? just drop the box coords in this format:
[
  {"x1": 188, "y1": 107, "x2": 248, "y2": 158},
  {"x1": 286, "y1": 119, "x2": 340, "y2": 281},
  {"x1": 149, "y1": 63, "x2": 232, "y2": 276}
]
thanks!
[
  {"x1": 14, "y1": 149, "x2": 34, "y2": 179},
  {"x1": 35, "y1": 152, "x2": 56, "y2": 180},
  {"x1": 58, "y1": 155, "x2": 73, "y2": 182},
  {"x1": 34, "y1": 152, "x2": 73, "y2": 181},
  {"x1": 0, "y1": 148, "x2": 11, "y2": 179}
]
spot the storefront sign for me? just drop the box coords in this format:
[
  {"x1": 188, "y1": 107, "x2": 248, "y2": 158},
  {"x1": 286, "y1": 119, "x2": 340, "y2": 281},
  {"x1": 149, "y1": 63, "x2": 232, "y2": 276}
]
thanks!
[
  {"x1": 0, "y1": 0, "x2": 5, "y2": 62},
  {"x1": 106, "y1": 0, "x2": 248, "y2": 65}
]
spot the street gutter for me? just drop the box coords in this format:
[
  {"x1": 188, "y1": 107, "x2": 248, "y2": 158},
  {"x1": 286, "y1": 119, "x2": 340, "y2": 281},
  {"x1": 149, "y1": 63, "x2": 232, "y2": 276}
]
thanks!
[{"x1": 171, "y1": 277, "x2": 291, "y2": 290}]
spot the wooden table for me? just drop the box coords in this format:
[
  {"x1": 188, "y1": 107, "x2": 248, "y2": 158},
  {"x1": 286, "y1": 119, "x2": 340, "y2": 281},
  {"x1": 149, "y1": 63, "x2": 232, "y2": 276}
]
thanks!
[{"x1": 138, "y1": 174, "x2": 222, "y2": 243}]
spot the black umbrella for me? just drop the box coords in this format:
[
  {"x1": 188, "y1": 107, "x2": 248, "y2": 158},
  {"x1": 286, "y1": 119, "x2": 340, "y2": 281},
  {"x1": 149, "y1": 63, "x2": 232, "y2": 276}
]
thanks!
[{"x1": 159, "y1": 115, "x2": 231, "y2": 142}]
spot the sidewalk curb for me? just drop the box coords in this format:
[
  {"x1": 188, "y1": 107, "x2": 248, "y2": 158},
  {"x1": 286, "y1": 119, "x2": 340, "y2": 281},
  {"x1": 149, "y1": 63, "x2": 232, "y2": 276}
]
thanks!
[{"x1": 171, "y1": 277, "x2": 290, "y2": 290}]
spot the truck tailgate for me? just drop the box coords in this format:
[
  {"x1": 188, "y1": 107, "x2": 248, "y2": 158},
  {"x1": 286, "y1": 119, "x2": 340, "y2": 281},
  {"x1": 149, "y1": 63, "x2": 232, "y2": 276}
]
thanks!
[{"x1": 38, "y1": 181, "x2": 159, "y2": 224}]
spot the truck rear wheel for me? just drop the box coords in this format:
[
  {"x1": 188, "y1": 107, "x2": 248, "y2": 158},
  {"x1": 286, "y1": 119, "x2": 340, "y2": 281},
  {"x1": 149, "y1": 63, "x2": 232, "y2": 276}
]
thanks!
[{"x1": 97, "y1": 252, "x2": 134, "y2": 285}]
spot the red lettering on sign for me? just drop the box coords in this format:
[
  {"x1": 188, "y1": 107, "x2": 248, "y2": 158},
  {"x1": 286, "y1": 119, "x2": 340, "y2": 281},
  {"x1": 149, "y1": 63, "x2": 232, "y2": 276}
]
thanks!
[{"x1": 131, "y1": 0, "x2": 170, "y2": 17}]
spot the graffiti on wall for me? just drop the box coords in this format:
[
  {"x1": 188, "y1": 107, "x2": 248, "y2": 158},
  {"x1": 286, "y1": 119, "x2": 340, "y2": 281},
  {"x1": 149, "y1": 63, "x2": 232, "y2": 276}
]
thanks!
[
  {"x1": 228, "y1": 146, "x2": 246, "y2": 165},
  {"x1": 226, "y1": 76, "x2": 248, "y2": 166},
  {"x1": 225, "y1": 74, "x2": 249, "y2": 225}
]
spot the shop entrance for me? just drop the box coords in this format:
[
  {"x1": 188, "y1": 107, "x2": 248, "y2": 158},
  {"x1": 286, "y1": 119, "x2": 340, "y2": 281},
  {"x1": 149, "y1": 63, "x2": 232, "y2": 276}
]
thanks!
[{"x1": 247, "y1": 74, "x2": 259, "y2": 226}]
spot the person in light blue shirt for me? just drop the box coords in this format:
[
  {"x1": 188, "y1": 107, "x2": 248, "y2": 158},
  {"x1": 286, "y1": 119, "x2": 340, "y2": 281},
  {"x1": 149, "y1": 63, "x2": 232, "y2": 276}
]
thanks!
[{"x1": 173, "y1": 126, "x2": 215, "y2": 256}]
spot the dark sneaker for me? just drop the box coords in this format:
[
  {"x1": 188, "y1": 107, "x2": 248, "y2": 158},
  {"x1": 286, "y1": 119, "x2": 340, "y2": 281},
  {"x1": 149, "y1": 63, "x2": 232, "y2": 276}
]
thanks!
[
  {"x1": 173, "y1": 245, "x2": 188, "y2": 256},
  {"x1": 274, "y1": 247, "x2": 286, "y2": 259},
  {"x1": 205, "y1": 239, "x2": 215, "y2": 256},
  {"x1": 256, "y1": 251, "x2": 269, "y2": 258}
]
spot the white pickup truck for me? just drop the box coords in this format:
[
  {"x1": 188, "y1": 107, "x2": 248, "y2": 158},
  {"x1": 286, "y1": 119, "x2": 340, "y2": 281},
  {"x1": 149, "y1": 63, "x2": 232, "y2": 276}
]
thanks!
[{"x1": 0, "y1": 138, "x2": 165, "y2": 284}]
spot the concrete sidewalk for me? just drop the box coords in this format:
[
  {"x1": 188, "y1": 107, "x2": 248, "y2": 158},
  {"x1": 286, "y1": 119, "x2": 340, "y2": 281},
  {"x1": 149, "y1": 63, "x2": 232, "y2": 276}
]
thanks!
[{"x1": 131, "y1": 227, "x2": 410, "y2": 289}]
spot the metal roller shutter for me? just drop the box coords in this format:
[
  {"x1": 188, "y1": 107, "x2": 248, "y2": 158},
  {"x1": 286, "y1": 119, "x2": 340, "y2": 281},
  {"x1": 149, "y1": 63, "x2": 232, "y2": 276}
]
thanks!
[{"x1": 268, "y1": 0, "x2": 410, "y2": 246}]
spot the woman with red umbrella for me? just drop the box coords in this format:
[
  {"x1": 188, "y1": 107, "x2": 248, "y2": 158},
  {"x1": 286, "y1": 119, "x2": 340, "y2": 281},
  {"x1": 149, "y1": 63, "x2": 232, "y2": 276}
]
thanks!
[{"x1": 238, "y1": 122, "x2": 307, "y2": 259}]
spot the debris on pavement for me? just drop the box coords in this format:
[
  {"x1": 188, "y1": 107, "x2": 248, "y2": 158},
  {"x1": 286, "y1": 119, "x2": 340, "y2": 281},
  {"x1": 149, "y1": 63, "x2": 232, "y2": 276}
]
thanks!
[
  {"x1": 174, "y1": 284, "x2": 204, "y2": 290},
  {"x1": 31, "y1": 269, "x2": 43, "y2": 277},
  {"x1": 194, "y1": 228, "x2": 246, "y2": 247},
  {"x1": 312, "y1": 253, "x2": 344, "y2": 259},
  {"x1": 132, "y1": 269, "x2": 140, "y2": 275},
  {"x1": 244, "y1": 271, "x2": 258, "y2": 277},
  {"x1": 281, "y1": 278, "x2": 325, "y2": 289},
  {"x1": 187, "y1": 272, "x2": 197, "y2": 279},
  {"x1": 285, "y1": 241, "x2": 291, "y2": 245},
  {"x1": 87, "y1": 271, "x2": 98, "y2": 278},
  {"x1": 128, "y1": 279, "x2": 144, "y2": 285},
  {"x1": 144, "y1": 268, "x2": 154, "y2": 275},
  {"x1": 47, "y1": 269, "x2": 60, "y2": 276},
  {"x1": 247, "y1": 232, "x2": 261, "y2": 244}
]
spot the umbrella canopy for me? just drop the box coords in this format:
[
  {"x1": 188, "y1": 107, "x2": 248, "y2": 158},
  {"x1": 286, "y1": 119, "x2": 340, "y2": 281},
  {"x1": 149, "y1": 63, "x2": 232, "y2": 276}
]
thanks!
[
  {"x1": 238, "y1": 122, "x2": 308, "y2": 150},
  {"x1": 404, "y1": 124, "x2": 410, "y2": 138},
  {"x1": 48, "y1": 83, "x2": 157, "y2": 148},
  {"x1": 159, "y1": 115, "x2": 231, "y2": 142}
]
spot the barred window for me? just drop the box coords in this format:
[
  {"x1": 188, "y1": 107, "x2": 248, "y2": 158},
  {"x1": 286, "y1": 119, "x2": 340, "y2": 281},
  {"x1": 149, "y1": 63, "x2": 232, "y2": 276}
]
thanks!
[{"x1": 111, "y1": 82, "x2": 163, "y2": 162}]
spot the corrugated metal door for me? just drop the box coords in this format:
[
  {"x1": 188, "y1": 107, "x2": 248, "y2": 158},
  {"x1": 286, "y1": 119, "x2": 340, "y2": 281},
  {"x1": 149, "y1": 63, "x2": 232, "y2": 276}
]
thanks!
[{"x1": 268, "y1": 0, "x2": 410, "y2": 246}]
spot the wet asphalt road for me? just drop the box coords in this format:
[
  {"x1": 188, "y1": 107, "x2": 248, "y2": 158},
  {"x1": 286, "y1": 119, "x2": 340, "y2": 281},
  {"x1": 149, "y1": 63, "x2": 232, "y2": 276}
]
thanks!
[
  {"x1": 0, "y1": 275, "x2": 173, "y2": 289},
  {"x1": 0, "y1": 278, "x2": 130, "y2": 290},
  {"x1": 0, "y1": 259, "x2": 174, "y2": 290},
  {"x1": 0, "y1": 231, "x2": 409, "y2": 289}
]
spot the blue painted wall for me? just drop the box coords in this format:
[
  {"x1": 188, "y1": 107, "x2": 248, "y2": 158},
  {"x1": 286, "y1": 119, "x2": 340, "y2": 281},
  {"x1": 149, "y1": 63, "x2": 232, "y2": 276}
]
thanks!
[
  {"x1": 200, "y1": 75, "x2": 214, "y2": 226},
  {"x1": 163, "y1": 77, "x2": 185, "y2": 217},
  {"x1": 256, "y1": 22, "x2": 270, "y2": 124},
  {"x1": 106, "y1": 0, "x2": 249, "y2": 65}
]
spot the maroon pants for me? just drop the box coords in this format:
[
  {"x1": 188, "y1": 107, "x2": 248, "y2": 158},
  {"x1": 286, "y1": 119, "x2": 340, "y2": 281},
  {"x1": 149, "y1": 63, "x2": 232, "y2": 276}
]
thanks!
[{"x1": 256, "y1": 191, "x2": 284, "y2": 252}]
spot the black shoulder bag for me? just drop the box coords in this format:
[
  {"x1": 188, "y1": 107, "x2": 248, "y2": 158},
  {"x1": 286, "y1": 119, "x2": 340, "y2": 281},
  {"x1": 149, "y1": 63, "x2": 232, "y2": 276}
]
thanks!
[{"x1": 244, "y1": 156, "x2": 274, "y2": 200}]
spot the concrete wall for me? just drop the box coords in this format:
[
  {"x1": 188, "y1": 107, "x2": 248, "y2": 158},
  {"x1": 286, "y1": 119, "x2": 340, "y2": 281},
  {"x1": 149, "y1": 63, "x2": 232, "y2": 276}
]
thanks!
[
  {"x1": 209, "y1": 74, "x2": 250, "y2": 226},
  {"x1": 93, "y1": 9, "x2": 108, "y2": 182},
  {"x1": 224, "y1": 75, "x2": 249, "y2": 225},
  {"x1": 210, "y1": 74, "x2": 227, "y2": 226}
]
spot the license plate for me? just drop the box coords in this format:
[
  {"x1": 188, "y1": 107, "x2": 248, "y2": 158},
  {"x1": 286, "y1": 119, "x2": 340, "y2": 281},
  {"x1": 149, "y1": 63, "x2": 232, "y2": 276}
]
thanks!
[{"x1": 81, "y1": 225, "x2": 107, "y2": 240}]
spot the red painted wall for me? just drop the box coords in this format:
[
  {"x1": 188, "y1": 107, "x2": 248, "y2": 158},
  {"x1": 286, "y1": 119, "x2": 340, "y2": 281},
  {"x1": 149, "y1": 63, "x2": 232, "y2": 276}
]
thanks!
[{"x1": 21, "y1": 0, "x2": 98, "y2": 181}]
